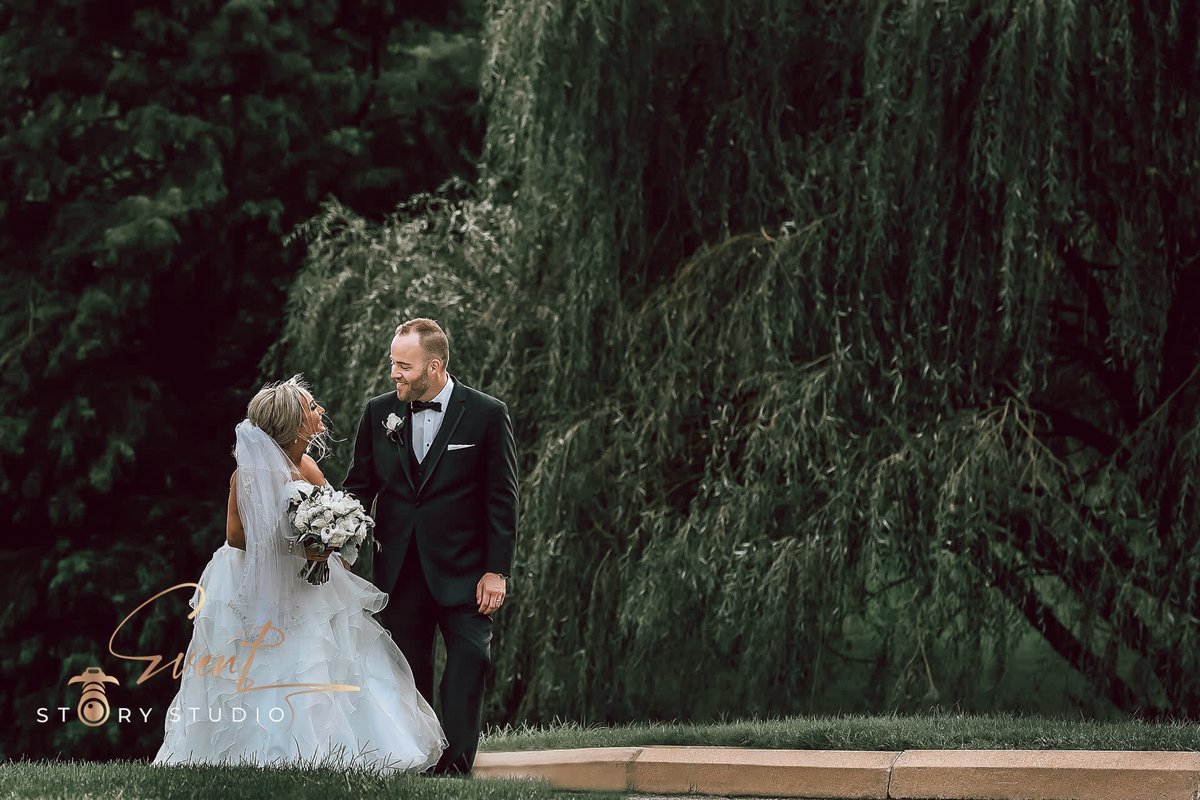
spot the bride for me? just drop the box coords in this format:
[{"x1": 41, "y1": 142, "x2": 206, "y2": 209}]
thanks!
[{"x1": 154, "y1": 377, "x2": 445, "y2": 771}]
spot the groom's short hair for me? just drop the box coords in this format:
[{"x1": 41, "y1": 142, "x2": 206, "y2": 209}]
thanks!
[{"x1": 396, "y1": 318, "x2": 450, "y2": 368}]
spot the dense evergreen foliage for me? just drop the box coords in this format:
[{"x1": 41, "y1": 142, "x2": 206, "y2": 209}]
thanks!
[
  {"x1": 1, "y1": 0, "x2": 484, "y2": 758},
  {"x1": 281, "y1": 0, "x2": 1199, "y2": 726}
]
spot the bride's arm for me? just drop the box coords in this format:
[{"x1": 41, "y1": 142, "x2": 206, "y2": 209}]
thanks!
[
  {"x1": 299, "y1": 455, "x2": 327, "y2": 486},
  {"x1": 299, "y1": 456, "x2": 343, "y2": 564},
  {"x1": 226, "y1": 470, "x2": 246, "y2": 550}
]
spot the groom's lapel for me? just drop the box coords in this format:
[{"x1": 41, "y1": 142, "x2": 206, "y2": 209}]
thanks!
[
  {"x1": 416, "y1": 380, "x2": 467, "y2": 495},
  {"x1": 386, "y1": 396, "x2": 415, "y2": 490}
]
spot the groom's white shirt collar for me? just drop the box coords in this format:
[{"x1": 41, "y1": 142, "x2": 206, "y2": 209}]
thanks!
[
  {"x1": 411, "y1": 375, "x2": 454, "y2": 462},
  {"x1": 430, "y1": 374, "x2": 454, "y2": 409},
  {"x1": 408, "y1": 374, "x2": 454, "y2": 412}
]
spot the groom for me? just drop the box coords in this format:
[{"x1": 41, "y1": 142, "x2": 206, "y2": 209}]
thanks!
[{"x1": 343, "y1": 317, "x2": 518, "y2": 774}]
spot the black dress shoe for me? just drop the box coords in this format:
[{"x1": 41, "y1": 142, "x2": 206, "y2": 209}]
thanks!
[{"x1": 429, "y1": 759, "x2": 471, "y2": 777}]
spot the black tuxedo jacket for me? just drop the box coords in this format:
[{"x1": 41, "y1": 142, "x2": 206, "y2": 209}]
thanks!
[{"x1": 342, "y1": 377, "x2": 518, "y2": 606}]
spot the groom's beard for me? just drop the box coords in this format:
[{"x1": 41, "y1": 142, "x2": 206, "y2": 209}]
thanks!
[{"x1": 396, "y1": 372, "x2": 432, "y2": 402}]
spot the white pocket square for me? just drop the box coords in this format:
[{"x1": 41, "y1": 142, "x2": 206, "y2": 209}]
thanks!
[{"x1": 446, "y1": 443, "x2": 475, "y2": 450}]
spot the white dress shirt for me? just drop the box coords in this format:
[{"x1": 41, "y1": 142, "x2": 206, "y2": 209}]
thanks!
[{"x1": 411, "y1": 376, "x2": 454, "y2": 464}]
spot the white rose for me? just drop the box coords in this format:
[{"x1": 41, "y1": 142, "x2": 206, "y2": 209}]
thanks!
[{"x1": 286, "y1": 480, "x2": 315, "y2": 503}]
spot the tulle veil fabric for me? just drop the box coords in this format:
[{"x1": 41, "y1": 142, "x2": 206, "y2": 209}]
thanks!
[
  {"x1": 153, "y1": 419, "x2": 445, "y2": 772},
  {"x1": 231, "y1": 419, "x2": 303, "y2": 641}
]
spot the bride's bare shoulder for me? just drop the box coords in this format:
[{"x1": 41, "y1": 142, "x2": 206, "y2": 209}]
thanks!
[{"x1": 299, "y1": 455, "x2": 327, "y2": 486}]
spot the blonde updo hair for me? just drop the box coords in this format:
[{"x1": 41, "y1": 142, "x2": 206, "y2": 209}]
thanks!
[{"x1": 246, "y1": 375, "x2": 332, "y2": 459}]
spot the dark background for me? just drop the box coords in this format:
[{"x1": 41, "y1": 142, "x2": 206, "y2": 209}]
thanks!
[
  {"x1": 3, "y1": 0, "x2": 1199, "y2": 762},
  {"x1": 1, "y1": 0, "x2": 486, "y2": 758}
]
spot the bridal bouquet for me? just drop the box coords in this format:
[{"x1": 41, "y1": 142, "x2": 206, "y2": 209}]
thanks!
[{"x1": 284, "y1": 482, "x2": 375, "y2": 585}]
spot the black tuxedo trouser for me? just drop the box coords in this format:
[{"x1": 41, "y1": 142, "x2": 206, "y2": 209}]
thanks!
[{"x1": 379, "y1": 535, "x2": 492, "y2": 774}]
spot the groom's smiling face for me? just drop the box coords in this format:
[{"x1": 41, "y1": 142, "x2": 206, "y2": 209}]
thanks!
[{"x1": 390, "y1": 333, "x2": 437, "y2": 402}]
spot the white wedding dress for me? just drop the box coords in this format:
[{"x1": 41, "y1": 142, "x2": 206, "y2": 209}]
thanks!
[{"x1": 153, "y1": 421, "x2": 445, "y2": 772}]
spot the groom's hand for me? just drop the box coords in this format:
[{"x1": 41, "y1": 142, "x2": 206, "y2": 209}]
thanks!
[{"x1": 476, "y1": 572, "x2": 507, "y2": 615}]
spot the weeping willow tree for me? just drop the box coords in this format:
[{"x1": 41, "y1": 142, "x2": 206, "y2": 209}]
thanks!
[{"x1": 275, "y1": 0, "x2": 1200, "y2": 723}]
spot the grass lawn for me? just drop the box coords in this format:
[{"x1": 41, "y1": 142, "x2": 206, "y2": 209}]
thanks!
[
  {"x1": 9, "y1": 714, "x2": 1200, "y2": 799},
  {"x1": 479, "y1": 712, "x2": 1200, "y2": 753},
  {"x1": 0, "y1": 761, "x2": 612, "y2": 800}
]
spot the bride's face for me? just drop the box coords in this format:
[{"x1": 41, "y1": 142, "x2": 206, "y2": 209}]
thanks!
[{"x1": 297, "y1": 391, "x2": 326, "y2": 442}]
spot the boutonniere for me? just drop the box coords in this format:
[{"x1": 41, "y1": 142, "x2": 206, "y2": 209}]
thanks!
[{"x1": 383, "y1": 412, "x2": 406, "y2": 444}]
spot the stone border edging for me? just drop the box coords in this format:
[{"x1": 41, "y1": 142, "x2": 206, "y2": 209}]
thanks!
[{"x1": 473, "y1": 746, "x2": 1200, "y2": 799}]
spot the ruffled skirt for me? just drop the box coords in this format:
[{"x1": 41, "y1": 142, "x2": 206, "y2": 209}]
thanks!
[{"x1": 153, "y1": 544, "x2": 445, "y2": 772}]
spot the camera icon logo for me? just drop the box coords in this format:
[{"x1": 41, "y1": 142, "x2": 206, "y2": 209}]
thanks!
[{"x1": 67, "y1": 667, "x2": 120, "y2": 727}]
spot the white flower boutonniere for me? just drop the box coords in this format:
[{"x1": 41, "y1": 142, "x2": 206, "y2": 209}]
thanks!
[{"x1": 383, "y1": 412, "x2": 406, "y2": 444}]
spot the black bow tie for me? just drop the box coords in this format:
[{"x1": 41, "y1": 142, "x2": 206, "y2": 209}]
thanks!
[{"x1": 409, "y1": 400, "x2": 442, "y2": 413}]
